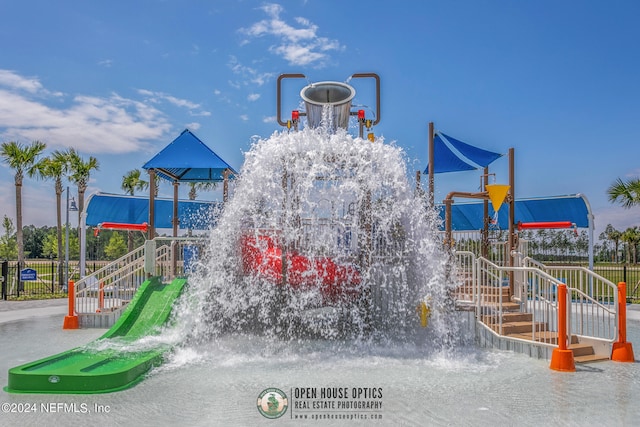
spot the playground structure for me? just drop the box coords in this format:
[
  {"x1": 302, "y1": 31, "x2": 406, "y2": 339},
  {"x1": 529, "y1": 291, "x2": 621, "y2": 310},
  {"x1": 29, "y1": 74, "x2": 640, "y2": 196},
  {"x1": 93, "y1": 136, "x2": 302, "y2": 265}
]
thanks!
[{"x1": 6, "y1": 72, "x2": 636, "y2": 395}]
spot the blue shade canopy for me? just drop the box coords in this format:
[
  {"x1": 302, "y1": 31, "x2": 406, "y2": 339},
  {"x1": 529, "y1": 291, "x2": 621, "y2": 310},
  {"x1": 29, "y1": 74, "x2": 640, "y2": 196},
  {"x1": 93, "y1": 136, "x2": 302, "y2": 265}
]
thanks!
[
  {"x1": 436, "y1": 194, "x2": 591, "y2": 230},
  {"x1": 425, "y1": 134, "x2": 477, "y2": 173},
  {"x1": 439, "y1": 132, "x2": 503, "y2": 168},
  {"x1": 424, "y1": 132, "x2": 503, "y2": 174},
  {"x1": 85, "y1": 193, "x2": 221, "y2": 230},
  {"x1": 142, "y1": 129, "x2": 237, "y2": 182}
]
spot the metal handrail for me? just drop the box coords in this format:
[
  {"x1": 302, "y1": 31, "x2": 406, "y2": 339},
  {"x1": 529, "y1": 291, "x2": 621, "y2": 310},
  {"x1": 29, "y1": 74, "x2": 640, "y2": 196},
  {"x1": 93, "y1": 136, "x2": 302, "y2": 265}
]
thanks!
[
  {"x1": 471, "y1": 256, "x2": 618, "y2": 345},
  {"x1": 72, "y1": 237, "x2": 207, "y2": 316}
]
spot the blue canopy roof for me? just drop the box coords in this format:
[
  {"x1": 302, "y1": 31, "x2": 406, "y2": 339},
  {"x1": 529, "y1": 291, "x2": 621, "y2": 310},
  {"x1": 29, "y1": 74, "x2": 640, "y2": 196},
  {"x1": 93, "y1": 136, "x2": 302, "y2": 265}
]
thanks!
[
  {"x1": 142, "y1": 129, "x2": 237, "y2": 182},
  {"x1": 437, "y1": 194, "x2": 592, "y2": 230},
  {"x1": 424, "y1": 132, "x2": 503, "y2": 174},
  {"x1": 85, "y1": 193, "x2": 220, "y2": 230}
]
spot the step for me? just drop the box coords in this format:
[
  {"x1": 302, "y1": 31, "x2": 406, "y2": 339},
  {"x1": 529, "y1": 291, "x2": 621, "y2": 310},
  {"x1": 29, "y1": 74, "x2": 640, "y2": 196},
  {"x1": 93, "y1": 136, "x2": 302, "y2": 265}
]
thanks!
[
  {"x1": 569, "y1": 343, "x2": 595, "y2": 357},
  {"x1": 573, "y1": 353, "x2": 610, "y2": 364},
  {"x1": 509, "y1": 331, "x2": 579, "y2": 345},
  {"x1": 493, "y1": 321, "x2": 547, "y2": 335},
  {"x1": 480, "y1": 302, "x2": 521, "y2": 312},
  {"x1": 482, "y1": 312, "x2": 532, "y2": 324}
]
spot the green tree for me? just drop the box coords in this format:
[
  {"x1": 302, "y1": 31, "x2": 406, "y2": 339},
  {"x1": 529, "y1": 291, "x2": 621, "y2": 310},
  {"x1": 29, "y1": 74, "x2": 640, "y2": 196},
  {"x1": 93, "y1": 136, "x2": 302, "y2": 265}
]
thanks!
[
  {"x1": 104, "y1": 232, "x2": 127, "y2": 260},
  {"x1": 600, "y1": 224, "x2": 622, "y2": 263},
  {"x1": 607, "y1": 177, "x2": 640, "y2": 208},
  {"x1": 31, "y1": 151, "x2": 70, "y2": 282},
  {"x1": 621, "y1": 227, "x2": 640, "y2": 264},
  {"x1": 121, "y1": 169, "x2": 148, "y2": 252},
  {"x1": 22, "y1": 224, "x2": 52, "y2": 259},
  {"x1": 0, "y1": 140, "x2": 47, "y2": 265},
  {"x1": 66, "y1": 148, "x2": 99, "y2": 260},
  {"x1": 41, "y1": 228, "x2": 79, "y2": 259},
  {"x1": 0, "y1": 215, "x2": 17, "y2": 260}
]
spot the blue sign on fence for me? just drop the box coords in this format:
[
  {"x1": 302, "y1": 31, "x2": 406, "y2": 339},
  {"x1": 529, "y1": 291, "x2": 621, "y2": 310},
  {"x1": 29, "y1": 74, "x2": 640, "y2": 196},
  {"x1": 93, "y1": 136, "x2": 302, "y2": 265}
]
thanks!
[{"x1": 20, "y1": 268, "x2": 37, "y2": 281}]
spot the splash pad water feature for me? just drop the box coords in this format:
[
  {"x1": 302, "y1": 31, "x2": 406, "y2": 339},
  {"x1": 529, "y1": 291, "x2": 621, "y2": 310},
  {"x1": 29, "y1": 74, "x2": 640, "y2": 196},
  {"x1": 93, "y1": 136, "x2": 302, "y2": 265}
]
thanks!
[
  {"x1": 3, "y1": 74, "x2": 640, "y2": 425},
  {"x1": 5, "y1": 73, "x2": 460, "y2": 397},
  {"x1": 180, "y1": 74, "x2": 456, "y2": 344}
]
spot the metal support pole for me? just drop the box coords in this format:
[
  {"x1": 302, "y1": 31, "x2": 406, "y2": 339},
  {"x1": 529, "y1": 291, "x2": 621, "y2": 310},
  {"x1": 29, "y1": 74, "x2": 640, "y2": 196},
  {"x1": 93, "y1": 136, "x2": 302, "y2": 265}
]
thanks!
[
  {"x1": 148, "y1": 169, "x2": 156, "y2": 240},
  {"x1": 65, "y1": 187, "x2": 70, "y2": 289},
  {"x1": 428, "y1": 122, "x2": 435, "y2": 206}
]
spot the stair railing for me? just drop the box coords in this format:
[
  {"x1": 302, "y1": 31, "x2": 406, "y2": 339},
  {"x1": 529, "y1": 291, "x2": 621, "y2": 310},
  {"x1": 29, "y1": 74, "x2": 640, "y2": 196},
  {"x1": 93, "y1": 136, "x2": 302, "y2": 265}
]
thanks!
[
  {"x1": 521, "y1": 257, "x2": 618, "y2": 343},
  {"x1": 454, "y1": 253, "x2": 621, "y2": 355},
  {"x1": 72, "y1": 237, "x2": 206, "y2": 315}
]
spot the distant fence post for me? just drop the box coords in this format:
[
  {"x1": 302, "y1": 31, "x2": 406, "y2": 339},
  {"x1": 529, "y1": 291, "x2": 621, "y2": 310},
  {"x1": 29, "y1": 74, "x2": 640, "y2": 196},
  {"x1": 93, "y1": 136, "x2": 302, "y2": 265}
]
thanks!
[
  {"x1": 50, "y1": 261, "x2": 55, "y2": 293},
  {"x1": 1, "y1": 261, "x2": 7, "y2": 300}
]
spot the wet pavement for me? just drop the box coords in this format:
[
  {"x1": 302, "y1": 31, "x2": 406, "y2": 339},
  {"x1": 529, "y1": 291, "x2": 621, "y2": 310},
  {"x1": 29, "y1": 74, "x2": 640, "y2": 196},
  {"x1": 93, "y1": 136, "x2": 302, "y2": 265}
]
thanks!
[{"x1": 0, "y1": 298, "x2": 67, "y2": 324}]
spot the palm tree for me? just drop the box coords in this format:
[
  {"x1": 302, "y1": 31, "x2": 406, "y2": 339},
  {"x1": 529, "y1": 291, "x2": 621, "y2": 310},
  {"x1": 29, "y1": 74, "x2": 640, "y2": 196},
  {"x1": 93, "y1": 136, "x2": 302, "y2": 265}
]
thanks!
[
  {"x1": 621, "y1": 227, "x2": 640, "y2": 264},
  {"x1": 607, "y1": 177, "x2": 640, "y2": 208},
  {"x1": 66, "y1": 149, "x2": 99, "y2": 261},
  {"x1": 600, "y1": 224, "x2": 623, "y2": 263},
  {"x1": 0, "y1": 140, "x2": 47, "y2": 266},
  {"x1": 187, "y1": 181, "x2": 217, "y2": 201},
  {"x1": 31, "y1": 151, "x2": 69, "y2": 285},
  {"x1": 121, "y1": 169, "x2": 149, "y2": 252}
]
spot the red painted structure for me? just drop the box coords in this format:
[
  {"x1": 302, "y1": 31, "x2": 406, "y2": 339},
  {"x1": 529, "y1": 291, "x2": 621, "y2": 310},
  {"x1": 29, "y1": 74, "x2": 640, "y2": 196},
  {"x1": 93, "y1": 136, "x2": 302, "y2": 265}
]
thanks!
[
  {"x1": 241, "y1": 232, "x2": 361, "y2": 304},
  {"x1": 517, "y1": 221, "x2": 574, "y2": 230},
  {"x1": 94, "y1": 222, "x2": 148, "y2": 237}
]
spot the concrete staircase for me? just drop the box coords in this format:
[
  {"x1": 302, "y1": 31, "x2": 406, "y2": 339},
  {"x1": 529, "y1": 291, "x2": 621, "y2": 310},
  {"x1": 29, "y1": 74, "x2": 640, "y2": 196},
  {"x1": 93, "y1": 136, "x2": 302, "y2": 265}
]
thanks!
[{"x1": 456, "y1": 284, "x2": 609, "y2": 363}]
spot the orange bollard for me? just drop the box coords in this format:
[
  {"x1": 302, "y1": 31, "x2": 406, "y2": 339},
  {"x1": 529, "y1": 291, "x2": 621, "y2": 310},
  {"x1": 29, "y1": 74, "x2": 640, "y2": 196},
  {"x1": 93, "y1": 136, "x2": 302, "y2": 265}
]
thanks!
[
  {"x1": 63, "y1": 280, "x2": 79, "y2": 329},
  {"x1": 611, "y1": 282, "x2": 635, "y2": 362},
  {"x1": 550, "y1": 283, "x2": 575, "y2": 372}
]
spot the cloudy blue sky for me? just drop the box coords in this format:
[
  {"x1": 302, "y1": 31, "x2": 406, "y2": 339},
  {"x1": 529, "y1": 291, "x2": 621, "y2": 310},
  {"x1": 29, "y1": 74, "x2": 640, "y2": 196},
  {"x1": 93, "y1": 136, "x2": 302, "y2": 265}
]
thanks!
[{"x1": 1, "y1": 0, "x2": 639, "y2": 237}]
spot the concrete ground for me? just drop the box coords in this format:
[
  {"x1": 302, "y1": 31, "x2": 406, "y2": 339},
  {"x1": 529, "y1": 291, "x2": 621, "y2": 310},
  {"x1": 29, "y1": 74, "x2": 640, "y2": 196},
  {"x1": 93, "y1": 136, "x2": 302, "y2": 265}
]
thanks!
[{"x1": 0, "y1": 298, "x2": 67, "y2": 324}]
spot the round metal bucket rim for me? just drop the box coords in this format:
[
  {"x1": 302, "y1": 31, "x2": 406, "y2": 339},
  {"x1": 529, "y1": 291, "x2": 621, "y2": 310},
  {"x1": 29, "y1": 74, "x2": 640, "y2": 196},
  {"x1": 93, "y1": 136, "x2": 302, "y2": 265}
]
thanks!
[{"x1": 300, "y1": 81, "x2": 356, "y2": 106}]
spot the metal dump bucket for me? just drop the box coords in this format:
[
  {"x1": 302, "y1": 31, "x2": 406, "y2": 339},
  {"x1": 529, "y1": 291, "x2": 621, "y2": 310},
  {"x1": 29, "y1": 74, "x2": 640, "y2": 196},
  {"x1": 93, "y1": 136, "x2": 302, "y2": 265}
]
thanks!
[{"x1": 300, "y1": 81, "x2": 356, "y2": 131}]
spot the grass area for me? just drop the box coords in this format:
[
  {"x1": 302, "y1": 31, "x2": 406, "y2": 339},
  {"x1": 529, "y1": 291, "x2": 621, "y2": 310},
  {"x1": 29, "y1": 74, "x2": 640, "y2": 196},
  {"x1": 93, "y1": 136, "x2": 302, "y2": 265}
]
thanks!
[{"x1": 10, "y1": 294, "x2": 67, "y2": 301}]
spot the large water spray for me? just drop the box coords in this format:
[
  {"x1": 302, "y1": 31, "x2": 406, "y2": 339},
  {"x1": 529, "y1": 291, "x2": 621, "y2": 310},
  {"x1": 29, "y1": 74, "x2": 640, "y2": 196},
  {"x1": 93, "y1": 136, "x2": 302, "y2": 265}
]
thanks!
[{"x1": 176, "y1": 119, "x2": 458, "y2": 346}]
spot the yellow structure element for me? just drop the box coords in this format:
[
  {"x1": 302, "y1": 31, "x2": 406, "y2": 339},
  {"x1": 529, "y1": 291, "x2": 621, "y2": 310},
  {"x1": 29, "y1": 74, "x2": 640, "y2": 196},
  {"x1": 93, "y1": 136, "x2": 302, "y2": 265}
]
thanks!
[
  {"x1": 417, "y1": 300, "x2": 431, "y2": 328},
  {"x1": 367, "y1": 133, "x2": 375, "y2": 142},
  {"x1": 485, "y1": 184, "x2": 510, "y2": 212}
]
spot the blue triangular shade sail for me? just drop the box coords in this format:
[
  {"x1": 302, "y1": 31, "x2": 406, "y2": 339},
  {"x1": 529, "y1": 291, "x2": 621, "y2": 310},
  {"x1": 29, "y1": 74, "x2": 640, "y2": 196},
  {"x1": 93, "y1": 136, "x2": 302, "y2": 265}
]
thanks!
[
  {"x1": 439, "y1": 132, "x2": 503, "y2": 168},
  {"x1": 424, "y1": 134, "x2": 477, "y2": 174},
  {"x1": 143, "y1": 129, "x2": 237, "y2": 182}
]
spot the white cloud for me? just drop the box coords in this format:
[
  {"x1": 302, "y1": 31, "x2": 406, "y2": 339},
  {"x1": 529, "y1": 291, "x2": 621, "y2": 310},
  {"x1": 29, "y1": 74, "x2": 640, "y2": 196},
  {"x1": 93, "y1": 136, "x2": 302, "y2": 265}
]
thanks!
[
  {"x1": 248, "y1": 93, "x2": 260, "y2": 102},
  {"x1": 239, "y1": 114, "x2": 249, "y2": 121},
  {"x1": 238, "y1": 3, "x2": 343, "y2": 67},
  {"x1": 0, "y1": 70, "x2": 172, "y2": 154},
  {"x1": 227, "y1": 56, "x2": 275, "y2": 86},
  {"x1": 0, "y1": 69, "x2": 45, "y2": 93}
]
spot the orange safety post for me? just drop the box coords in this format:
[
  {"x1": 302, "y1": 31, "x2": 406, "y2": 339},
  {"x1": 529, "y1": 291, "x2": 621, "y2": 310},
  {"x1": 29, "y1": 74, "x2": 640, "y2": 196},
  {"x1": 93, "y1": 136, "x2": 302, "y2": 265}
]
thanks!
[
  {"x1": 550, "y1": 283, "x2": 575, "y2": 371},
  {"x1": 62, "y1": 280, "x2": 79, "y2": 330},
  {"x1": 611, "y1": 282, "x2": 635, "y2": 362},
  {"x1": 97, "y1": 282, "x2": 104, "y2": 313}
]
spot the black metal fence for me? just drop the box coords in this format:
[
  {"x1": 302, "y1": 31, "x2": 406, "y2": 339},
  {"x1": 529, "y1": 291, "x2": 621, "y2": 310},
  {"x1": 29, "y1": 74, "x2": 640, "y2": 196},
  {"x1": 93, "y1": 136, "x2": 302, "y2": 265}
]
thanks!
[
  {"x1": 1, "y1": 260, "x2": 111, "y2": 300},
  {"x1": 592, "y1": 265, "x2": 640, "y2": 300}
]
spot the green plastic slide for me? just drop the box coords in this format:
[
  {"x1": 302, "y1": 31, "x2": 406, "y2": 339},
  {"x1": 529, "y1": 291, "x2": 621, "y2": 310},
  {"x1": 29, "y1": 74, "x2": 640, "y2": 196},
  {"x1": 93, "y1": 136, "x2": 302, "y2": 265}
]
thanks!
[{"x1": 5, "y1": 277, "x2": 186, "y2": 394}]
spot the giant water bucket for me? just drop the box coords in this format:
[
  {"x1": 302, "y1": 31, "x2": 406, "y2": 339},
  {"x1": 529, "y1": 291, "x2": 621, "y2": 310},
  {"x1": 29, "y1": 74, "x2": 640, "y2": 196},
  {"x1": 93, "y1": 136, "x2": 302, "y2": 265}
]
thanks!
[{"x1": 300, "y1": 81, "x2": 356, "y2": 131}]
